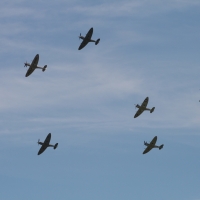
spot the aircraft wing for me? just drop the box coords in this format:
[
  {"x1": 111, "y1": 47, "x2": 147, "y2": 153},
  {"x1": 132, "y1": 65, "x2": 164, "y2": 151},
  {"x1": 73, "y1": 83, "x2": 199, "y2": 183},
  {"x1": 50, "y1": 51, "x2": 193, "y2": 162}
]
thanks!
[
  {"x1": 38, "y1": 144, "x2": 48, "y2": 155},
  {"x1": 85, "y1": 28, "x2": 93, "y2": 40},
  {"x1": 44, "y1": 133, "x2": 51, "y2": 144},
  {"x1": 78, "y1": 39, "x2": 89, "y2": 50},
  {"x1": 141, "y1": 97, "x2": 149, "y2": 108},
  {"x1": 143, "y1": 145, "x2": 153, "y2": 154},
  {"x1": 26, "y1": 66, "x2": 36, "y2": 77},
  {"x1": 134, "y1": 108, "x2": 144, "y2": 118}
]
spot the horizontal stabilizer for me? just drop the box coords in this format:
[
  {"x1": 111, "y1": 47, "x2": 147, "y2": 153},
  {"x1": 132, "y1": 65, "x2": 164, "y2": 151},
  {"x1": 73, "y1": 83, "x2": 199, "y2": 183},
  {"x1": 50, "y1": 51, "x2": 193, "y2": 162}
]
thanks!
[
  {"x1": 159, "y1": 144, "x2": 164, "y2": 150},
  {"x1": 150, "y1": 107, "x2": 155, "y2": 113},
  {"x1": 42, "y1": 65, "x2": 47, "y2": 72},
  {"x1": 54, "y1": 143, "x2": 58, "y2": 149},
  {"x1": 95, "y1": 38, "x2": 100, "y2": 45}
]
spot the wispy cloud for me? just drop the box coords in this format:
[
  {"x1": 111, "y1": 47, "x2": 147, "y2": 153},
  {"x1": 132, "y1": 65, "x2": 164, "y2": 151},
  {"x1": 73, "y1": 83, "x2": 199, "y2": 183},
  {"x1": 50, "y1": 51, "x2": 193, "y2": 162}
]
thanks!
[
  {"x1": 67, "y1": 0, "x2": 200, "y2": 18},
  {"x1": 0, "y1": 0, "x2": 199, "y2": 137}
]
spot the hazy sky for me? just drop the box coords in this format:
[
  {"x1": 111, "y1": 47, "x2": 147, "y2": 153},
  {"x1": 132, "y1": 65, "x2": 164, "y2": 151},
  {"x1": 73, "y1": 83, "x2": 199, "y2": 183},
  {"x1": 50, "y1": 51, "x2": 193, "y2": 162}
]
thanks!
[{"x1": 0, "y1": 0, "x2": 200, "y2": 199}]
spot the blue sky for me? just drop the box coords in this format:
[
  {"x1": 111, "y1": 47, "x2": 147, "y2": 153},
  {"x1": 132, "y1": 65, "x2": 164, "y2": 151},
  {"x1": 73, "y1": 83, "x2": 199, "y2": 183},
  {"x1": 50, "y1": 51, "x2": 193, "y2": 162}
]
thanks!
[{"x1": 0, "y1": 0, "x2": 200, "y2": 199}]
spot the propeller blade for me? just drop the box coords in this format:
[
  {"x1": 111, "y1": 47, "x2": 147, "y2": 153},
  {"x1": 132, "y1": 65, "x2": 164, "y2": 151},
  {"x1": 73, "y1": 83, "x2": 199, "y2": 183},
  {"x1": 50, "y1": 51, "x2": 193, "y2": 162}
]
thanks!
[{"x1": 38, "y1": 139, "x2": 40, "y2": 145}]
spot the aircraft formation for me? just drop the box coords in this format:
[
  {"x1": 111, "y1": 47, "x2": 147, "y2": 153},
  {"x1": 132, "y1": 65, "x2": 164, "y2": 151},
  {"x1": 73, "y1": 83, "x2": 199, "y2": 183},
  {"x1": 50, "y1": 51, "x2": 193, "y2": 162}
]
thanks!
[{"x1": 24, "y1": 27, "x2": 163, "y2": 155}]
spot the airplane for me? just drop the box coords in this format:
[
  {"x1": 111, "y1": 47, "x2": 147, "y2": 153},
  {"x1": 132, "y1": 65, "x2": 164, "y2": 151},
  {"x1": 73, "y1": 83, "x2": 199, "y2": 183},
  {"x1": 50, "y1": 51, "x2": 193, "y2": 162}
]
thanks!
[
  {"x1": 134, "y1": 97, "x2": 155, "y2": 118},
  {"x1": 143, "y1": 136, "x2": 164, "y2": 154},
  {"x1": 37, "y1": 133, "x2": 58, "y2": 155},
  {"x1": 78, "y1": 27, "x2": 100, "y2": 50},
  {"x1": 24, "y1": 54, "x2": 47, "y2": 77}
]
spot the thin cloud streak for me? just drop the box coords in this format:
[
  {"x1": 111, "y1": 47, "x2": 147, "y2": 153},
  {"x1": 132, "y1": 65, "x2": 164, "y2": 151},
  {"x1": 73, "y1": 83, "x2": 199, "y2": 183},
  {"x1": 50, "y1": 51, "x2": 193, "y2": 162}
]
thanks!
[{"x1": 67, "y1": 0, "x2": 200, "y2": 18}]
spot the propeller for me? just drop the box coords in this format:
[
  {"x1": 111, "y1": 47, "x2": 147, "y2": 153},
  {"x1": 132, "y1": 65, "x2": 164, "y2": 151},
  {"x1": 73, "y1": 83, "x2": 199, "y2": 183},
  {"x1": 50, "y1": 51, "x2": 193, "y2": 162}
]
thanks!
[
  {"x1": 134, "y1": 104, "x2": 137, "y2": 109},
  {"x1": 37, "y1": 139, "x2": 40, "y2": 145},
  {"x1": 24, "y1": 61, "x2": 27, "y2": 67},
  {"x1": 79, "y1": 33, "x2": 81, "y2": 40}
]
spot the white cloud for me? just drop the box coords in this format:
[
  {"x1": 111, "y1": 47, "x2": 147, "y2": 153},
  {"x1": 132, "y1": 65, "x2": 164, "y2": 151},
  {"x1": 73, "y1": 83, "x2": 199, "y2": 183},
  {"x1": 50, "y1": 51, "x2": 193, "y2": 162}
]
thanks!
[{"x1": 67, "y1": 0, "x2": 200, "y2": 18}]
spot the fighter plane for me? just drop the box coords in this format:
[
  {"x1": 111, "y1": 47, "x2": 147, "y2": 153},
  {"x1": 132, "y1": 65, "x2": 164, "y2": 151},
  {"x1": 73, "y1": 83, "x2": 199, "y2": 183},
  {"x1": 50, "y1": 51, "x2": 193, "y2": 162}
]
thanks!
[
  {"x1": 134, "y1": 97, "x2": 155, "y2": 118},
  {"x1": 143, "y1": 136, "x2": 164, "y2": 154},
  {"x1": 37, "y1": 133, "x2": 58, "y2": 155},
  {"x1": 78, "y1": 27, "x2": 100, "y2": 50},
  {"x1": 24, "y1": 54, "x2": 47, "y2": 77}
]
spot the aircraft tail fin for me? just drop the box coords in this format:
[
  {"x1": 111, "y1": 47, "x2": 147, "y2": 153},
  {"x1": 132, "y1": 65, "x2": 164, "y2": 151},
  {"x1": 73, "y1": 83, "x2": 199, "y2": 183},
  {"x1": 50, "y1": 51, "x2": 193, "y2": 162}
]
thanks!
[
  {"x1": 42, "y1": 65, "x2": 47, "y2": 72},
  {"x1": 159, "y1": 144, "x2": 164, "y2": 150},
  {"x1": 95, "y1": 38, "x2": 100, "y2": 45},
  {"x1": 150, "y1": 107, "x2": 155, "y2": 113},
  {"x1": 54, "y1": 143, "x2": 58, "y2": 149}
]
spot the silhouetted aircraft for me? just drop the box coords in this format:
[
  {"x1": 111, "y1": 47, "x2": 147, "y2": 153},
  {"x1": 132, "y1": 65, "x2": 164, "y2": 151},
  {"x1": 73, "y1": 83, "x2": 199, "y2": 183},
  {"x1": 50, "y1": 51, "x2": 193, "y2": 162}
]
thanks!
[
  {"x1": 134, "y1": 97, "x2": 155, "y2": 118},
  {"x1": 143, "y1": 136, "x2": 164, "y2": 154},
  {"x1": 24, "y1": 54, "x2": 47, "y2": 77},
  {"x1": 78, "y1": 27, "x2": 100, "y2": 50},
  {"x1": 37, "y1": 133, "x2": 58, "y2": 155}
]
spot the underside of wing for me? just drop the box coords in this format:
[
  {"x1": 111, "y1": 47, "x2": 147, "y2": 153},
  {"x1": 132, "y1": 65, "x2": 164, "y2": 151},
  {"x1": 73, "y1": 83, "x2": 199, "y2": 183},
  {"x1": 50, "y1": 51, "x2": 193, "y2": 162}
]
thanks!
[
  {"x1": 44, "y1": 134, "x2": 51, "y2": 144},
  {"x1": 38, "y1": 144, "x2": 48, "y2": 155},
  {"x1": 134, "y1": 108, "x2": 144, "y2": 118},
  {"x1": 141, "y1": 97, "x2": 149, "y2": 108},
  {"x1": 143, "y1": 145, "x2": 152, "y2": 154},
  {"x1": 26, "y1": 67, "x2": 36, "y2": 77},
  {"x1": 78, "y1": 39, "x2": 89, "y2": 50}
]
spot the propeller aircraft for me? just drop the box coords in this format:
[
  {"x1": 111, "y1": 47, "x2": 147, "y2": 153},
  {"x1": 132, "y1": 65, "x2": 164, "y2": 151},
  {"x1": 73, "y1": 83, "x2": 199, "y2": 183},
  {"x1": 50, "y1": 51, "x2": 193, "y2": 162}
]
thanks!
[
  {"x1": 78, "y1": 27, "x2": 100, "y2": 50},
  {"x1": 37, "y1": 133, "x2": 58, "y2": 155},
  {"x1": 143, "y1": 136, "x2": 164, "y2": 154},
  {"x1": 24, "y1": 54, "x2": 47, "y2": 77},
  {"x1": 134, "y1": 97, "x2": 155, "y2": 118}
]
